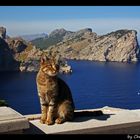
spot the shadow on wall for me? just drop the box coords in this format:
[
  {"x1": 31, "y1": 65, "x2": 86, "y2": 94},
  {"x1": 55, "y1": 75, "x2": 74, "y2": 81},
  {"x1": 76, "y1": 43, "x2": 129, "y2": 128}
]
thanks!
[
  {"x1": 23, "y1": 122, "x2": 46, "y2": 134},
  {"x1": 23, "y1": 110, "x2": 114, "y2": 134},
  {"x1": 72, "y1": 110, "x2": 114, "y2": 122}
]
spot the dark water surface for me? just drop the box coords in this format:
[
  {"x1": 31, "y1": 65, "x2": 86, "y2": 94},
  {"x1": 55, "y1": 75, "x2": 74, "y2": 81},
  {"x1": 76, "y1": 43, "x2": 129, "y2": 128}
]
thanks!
[{"x1": 0, "y1": 60, "x2": 140, "y2": 115}]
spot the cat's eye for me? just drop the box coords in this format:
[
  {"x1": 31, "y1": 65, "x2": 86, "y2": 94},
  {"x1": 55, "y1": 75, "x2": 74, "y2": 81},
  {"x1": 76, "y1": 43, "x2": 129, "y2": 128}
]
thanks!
[
  {"x1": 42, "y1": 67, "x2": 47, "y2": 72},
  {"x1": 52, "y1": 64, "x2": 56, "y2": 69}
]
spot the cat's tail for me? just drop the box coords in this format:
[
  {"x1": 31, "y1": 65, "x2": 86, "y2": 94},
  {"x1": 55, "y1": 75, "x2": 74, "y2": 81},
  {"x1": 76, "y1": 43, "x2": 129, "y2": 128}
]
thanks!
[
  {"x1": 26, "y1": 110, "x2": 104, "y2": 121},
  {"x1": 74, "y1": 110, "x2": 103, "y2": 118}
]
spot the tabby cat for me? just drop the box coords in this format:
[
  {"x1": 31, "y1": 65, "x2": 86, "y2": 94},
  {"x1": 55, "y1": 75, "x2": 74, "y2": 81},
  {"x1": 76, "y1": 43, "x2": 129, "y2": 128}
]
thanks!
[{"x1": 36, "y1": 55, "x2": 75, "y2": 125}]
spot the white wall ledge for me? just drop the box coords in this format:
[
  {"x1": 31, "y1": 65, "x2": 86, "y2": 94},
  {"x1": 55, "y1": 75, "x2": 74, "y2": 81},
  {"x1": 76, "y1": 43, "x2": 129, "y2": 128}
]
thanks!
[
  {"x1": 0, "y1": 107, "x2": 29, "y2": 133},
  {"x1": 1, "y1": 106, "x2": 140, "y2": 134},
  {"x1": 24, "y1": 106, "x2": 140, "y2": 134}
]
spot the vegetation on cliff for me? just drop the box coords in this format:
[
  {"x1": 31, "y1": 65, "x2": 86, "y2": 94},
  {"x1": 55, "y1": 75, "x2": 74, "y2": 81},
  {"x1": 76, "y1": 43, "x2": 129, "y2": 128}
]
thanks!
[{"x1": 0, "y1": 100, "x2": 8, "y2": 107}]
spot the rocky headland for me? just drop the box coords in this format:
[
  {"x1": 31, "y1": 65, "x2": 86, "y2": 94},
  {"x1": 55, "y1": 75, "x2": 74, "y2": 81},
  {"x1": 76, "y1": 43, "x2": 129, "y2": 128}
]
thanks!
[
  {"x1": 0, "y1": 26, "x2": 139, "y2": 72},
  {"x1": 0, "y1": 27, "x2": 72, "y2": 73},
  {"x1": 44, "y1": 28, "x2": 140, "y2": 62}
]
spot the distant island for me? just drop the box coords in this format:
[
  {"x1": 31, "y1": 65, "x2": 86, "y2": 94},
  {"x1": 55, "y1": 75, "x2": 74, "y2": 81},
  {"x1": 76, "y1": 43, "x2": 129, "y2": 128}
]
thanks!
[{"x1": 0, "y1": 26, "x2": 139, "y2": 72}]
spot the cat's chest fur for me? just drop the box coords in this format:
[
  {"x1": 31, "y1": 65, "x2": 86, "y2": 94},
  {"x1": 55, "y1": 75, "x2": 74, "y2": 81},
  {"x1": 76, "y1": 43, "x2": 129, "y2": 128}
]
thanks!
[{"x1": 36, "y1": 71, "x2": 58, "y2": 102}]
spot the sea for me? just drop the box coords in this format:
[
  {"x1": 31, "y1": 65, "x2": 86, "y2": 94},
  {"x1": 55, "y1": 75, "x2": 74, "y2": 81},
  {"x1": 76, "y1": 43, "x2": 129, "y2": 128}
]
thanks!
[{"x1": 0, "y1": 60, "x2": 140, "y2": 115}]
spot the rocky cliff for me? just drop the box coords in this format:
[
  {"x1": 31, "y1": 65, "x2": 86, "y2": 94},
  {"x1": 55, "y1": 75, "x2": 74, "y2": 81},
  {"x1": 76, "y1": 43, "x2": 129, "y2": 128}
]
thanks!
[
  {"x1": 0, "y1": 27, "x2": 20, "y2": 71},
  {"x1": 0, "y1": 27, "x2": 43, "y2": 71},
  {"x1": 0, "y1": 27, "x2": 139, "y2": 72},
  {"x1": 8, "y1": 39, "x2": 43, "y2": 72},
  {"x1": 0, "y1": 27, "x2": 6, "y2": 39},
  {"x1": 46, "y1": 29, "x2": 140, "y2": 62},
  {"x1": 0, "y1": 38, "x2": 20, "y2": 71},
  {"x1": 31, "y1": 28, "x2": 73, "y2": 49},
  {"x1": 0, "y1": 27, "x2": 72, "y2": 72}
]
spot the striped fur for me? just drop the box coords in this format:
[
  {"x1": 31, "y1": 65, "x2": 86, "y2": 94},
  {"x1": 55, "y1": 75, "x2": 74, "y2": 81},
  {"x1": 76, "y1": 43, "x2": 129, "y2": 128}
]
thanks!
[{"x1": 36, "y1": 56, "x2": 75, "y2": 125}]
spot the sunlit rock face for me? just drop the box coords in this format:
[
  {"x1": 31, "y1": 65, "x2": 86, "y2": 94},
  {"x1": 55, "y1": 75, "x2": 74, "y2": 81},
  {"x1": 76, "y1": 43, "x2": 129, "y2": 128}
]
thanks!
[{"x1": 48, "y1": 29, "x2": 139, "y2": 62}]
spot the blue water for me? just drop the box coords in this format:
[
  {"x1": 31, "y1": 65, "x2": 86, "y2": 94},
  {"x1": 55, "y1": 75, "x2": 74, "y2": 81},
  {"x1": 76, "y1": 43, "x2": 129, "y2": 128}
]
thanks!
[{"x1": 0, "y1": 60, "x2": 140, "y2": 115}]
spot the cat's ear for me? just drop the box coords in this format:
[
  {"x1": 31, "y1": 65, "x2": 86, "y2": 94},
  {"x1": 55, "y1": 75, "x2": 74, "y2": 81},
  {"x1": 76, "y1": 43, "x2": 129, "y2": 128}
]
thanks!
[
  {"x1": 40, "y1": 55, "x2": 46, "y2": 64},
  {"x1": 40, "y1": 55, "x2": 49, "y2": 64}
]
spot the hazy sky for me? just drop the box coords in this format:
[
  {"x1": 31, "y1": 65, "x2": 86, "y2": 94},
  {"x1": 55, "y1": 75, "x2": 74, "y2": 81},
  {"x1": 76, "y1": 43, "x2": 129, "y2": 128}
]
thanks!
[{"x1": 1, "y1": 6, "x2": 140, "y2": 37}]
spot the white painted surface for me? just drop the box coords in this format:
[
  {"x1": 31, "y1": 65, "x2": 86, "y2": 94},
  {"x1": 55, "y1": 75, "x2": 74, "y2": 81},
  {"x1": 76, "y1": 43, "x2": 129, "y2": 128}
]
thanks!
[
  {"x1": 26, "y1": 107, "x2": 140, "y2": 134},
  {"x1": 0, "y1": 107, "x2": 29, "y2": 133}
]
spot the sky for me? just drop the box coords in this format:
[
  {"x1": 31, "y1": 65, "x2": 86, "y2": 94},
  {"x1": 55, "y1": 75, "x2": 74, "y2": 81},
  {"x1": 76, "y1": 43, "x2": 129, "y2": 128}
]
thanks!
[{"x1": 1, "y1": 6, "x2": 140, "y2": 38}]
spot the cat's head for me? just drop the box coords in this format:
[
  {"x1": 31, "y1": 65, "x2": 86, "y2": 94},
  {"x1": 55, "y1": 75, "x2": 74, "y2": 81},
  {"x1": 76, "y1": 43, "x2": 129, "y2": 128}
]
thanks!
[{"x1": 39, "y1": 55, "x2": 59, "y2": 77}]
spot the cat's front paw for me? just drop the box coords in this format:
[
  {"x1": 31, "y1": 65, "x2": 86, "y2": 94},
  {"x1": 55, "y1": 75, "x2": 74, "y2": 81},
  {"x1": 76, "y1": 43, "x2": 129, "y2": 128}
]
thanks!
[
  {"x1": 55, "y1": 118, "x2": 65, "y2": 124},
  {"x1": 40, "y1": 115, "x2": 47, "y2": 124},
  {"x1": 45, "y1": 119, "x2": 54, "y2": 125},
  {"x1": 40, "y1": 119, "x2": 46, "y2": 124}
]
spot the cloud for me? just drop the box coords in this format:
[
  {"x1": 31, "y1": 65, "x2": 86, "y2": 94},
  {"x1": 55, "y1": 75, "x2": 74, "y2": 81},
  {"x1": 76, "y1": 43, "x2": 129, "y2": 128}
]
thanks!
[{"x1": 1, "y1": 18, "x2": 140, "y2": 37}]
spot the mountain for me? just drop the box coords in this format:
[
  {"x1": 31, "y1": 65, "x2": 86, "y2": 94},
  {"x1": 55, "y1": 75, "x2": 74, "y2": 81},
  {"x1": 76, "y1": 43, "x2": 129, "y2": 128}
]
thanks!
[
  {"x1": 0, "y1": 26, "x2": 139, "y2": 72},
  {"x1": 0, "y1": 27, "x2": 43, "y2": 71},
  {"x1": 31, "y1": 28, "x2": 73, "y2": 49},
  {"x1": 0, "y1": 27, "x2": 71, "y2": 72},
  {"x1": 19, "y1": 33, "x2": 48, "y2": 42},
  {"x1": 46, "y1": 29, "x2": 140, "y2": 62}
]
